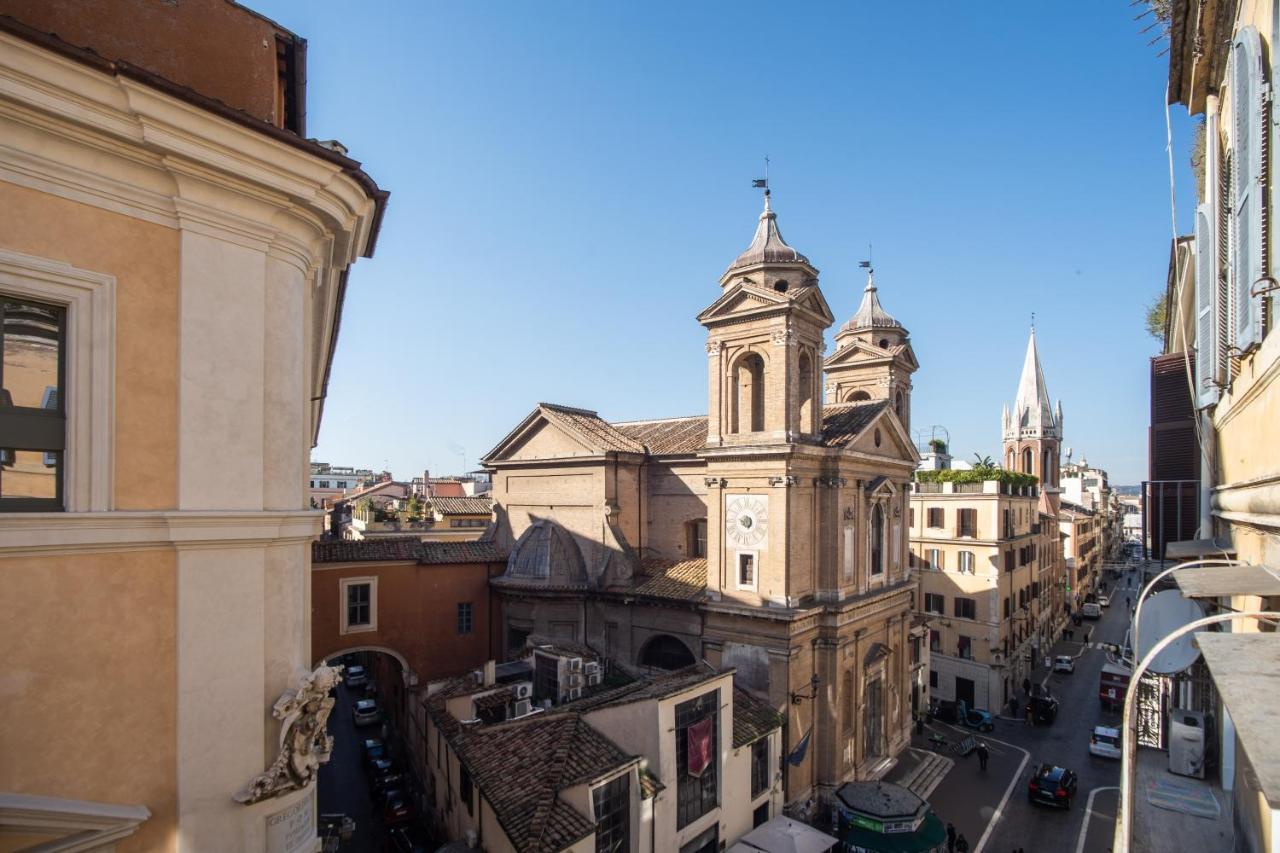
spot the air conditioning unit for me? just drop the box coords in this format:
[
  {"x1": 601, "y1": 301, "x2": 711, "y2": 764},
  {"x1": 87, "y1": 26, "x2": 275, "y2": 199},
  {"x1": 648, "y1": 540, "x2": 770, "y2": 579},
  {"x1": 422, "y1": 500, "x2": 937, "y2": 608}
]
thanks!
[
  {"x1": 568, "y1": 658, "x2": 582, "y2": 673},
  {"x1": 512, "y1": 699, "x2": 532, "y2": 718},
  {"x1": 587, "y1": 671, "x2": 603, "y2": 687},
  {"x1": 567, "y1": 672, "x2": 584, "y2": 688},
  {"x1": 583, "y1": 661, "x2": 601, "y2": 677},
  {"x1": 567, "y1": 687, "x2": 582, "y2": 701},
  {"x1": 513, "y1": 681, "x2": 533, "y2": 700}
]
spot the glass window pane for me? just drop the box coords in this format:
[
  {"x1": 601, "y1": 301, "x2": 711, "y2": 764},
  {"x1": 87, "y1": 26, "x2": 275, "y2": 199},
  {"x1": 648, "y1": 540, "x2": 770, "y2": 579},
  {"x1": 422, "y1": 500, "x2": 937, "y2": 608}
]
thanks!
[
  {"x1": 0, "y1": 449, "x2": 59, "y2": 501},
  {"x1": 2, "y1": 299, "x2": 62, "y2": 410}
]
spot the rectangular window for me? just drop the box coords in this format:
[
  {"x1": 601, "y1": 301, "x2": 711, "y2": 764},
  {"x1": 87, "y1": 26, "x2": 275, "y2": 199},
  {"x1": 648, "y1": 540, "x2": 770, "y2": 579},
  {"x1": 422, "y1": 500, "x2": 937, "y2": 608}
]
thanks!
[
  {"x1": 460, "y1": 764, "x2": 474, "y2": 816},
  {"x1": 928, "y1": 548, "x2": 941, "y2": 570},
  {"x1": 753, "y1": 802, "x2": 770, "y2": 829},
  {"x1": 592, "y1": 773, "x2": 630, "y2": 853},
  {"x1": 927, "y1": 507, "x2": 944, "y2": 528},
  {"x1": 1003, "y1": 597, "x2": 1011, "y2": 619},
  {"x1": 737, "y1": 553, "x2": 756, "y2": 589},
  {"x1": 924, "y1": 593, "x2": 945, "y2": 614},
  {"x1": 1004, "y1": 551, "x2": 1014, "y2": 573},
  {"x1": 958, "y1": 551, "x2": 974, "y2": 573},
  {"x1": 957, "y1": 508, "x2": 977, "y2": 537},
  {"x1": 679, "y1": 825, "x2": 719, "y2": 853},
  {"x1": 457, "y1": 602, "x2": 473, "y2": 635},
  {"x1": 689, "y1": 519, "x2": 708, "y2": 558},
  {"x1": 1002, "y1": 509, "x2": 1014, "y2": 538},
  {"x1": 929, "y1": 629, "x2": 941, "y2": 653},
  {"x1": 954, "y1": 598, "x2": 976, "y2": 620},
  {"x1": 0, "y1": 297, "x2": 65, "y2": 511},
  {"x1": 750, "y1": 737, "x2": 769, "y2": 799},
  {"x1": 910, "y1": 507, "x2": 915, "y2": 527},
  {"x1": 675, "y1": 690, "x2": 719, "y2": 829},
  {"x1": 957, "y1": 635, "x2": 973, "y2": 659},
  {"x1": 345, "y1": 581, "x2": 372, "y2": 630}
]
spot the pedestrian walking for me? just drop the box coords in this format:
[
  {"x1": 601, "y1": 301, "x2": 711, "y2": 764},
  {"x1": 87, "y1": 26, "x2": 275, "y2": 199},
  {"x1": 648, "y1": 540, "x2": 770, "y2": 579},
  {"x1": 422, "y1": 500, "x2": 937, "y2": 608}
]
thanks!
[
  {"x1": 977, "y1": 741, "x2": 989, "y2": 770},
  {"x1": 1022, "y1": 677, "x2": 1031, "y2": 696},
  {"x1": 946, "y1": 821, "x2": 957, "y2": 853},
  {"x1": 1025, "y1": 703, "x2": 1034, "y2": 726},
  {"x1": 955, "y1": 833, "x2": 970, "y2": 853}
]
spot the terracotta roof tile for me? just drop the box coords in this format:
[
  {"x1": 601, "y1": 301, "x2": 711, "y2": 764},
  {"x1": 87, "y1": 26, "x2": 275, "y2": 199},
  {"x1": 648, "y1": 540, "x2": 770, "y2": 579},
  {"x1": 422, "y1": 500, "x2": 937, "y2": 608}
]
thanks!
[
  {"x1": 631, "y1": 558, "x2": 708, "y2": 601},
  {"x1": 732, "y1": 687, "x2": 784, "y2": 748},
  {"x1": 540, "y1": 404, "x2": 647, "y2": 454},
  {"x1": 312, "y1": 538, "x2": 505, "y2": 565},
  {"x1": 820, "y1": 401, "x2": 889, "y2": 447},
  {"x1": 429, "y1": 496, "x2": 494, "y2": 516},
  {"x1": 611, "y1": 416, "x2": 708, "y2": 455}
]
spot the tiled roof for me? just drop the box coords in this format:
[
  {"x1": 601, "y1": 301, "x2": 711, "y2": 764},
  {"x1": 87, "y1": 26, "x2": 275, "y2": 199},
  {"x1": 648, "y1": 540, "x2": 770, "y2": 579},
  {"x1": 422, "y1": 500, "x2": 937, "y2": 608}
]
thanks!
[
  {"x1": 631, "y1": 558, "x2": 708, "y2": 602},
  {"x1": 612, "y1": 416, "x2": 708, "y2": 455},
  {"x1": 473, "y1": 688, "x2": 515, "y2": 712},
  {"x1": 732, "y1": 687, "x2": 784, "y2": 748},
  {"x1": 568, "y1": 664, "x2": 724, "y2": 713},
  {"x1": 312, "y1": 538, "x2": 504, "y2": 565},
  {"x1": 539, "y1": 404, "x2": 647, "y2": 454},
  {"x1": 429, "y1": 496, "x2": 493, "y2": 516},
  {"x1": 819, "y1": 401, "x2": 889, "y2": 447},
  {"x1": 455, "y1": 714, "x2": 635, "y2": 853},
  {"x1": 341, "y1": 479, "x2": 408, "y2": 503},
  {"x1": 527, "y1": 636, "x2": 602, "y2": 662},
  {"x1": 429, "y1": 480, "x2": 467, "y2": 498}
]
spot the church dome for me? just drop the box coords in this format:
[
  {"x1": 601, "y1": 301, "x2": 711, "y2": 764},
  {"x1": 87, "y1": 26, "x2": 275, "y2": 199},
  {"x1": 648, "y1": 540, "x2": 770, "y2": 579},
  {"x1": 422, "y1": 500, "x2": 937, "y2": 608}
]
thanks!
[
  {"x1": 724, "y1": 192, "x2": 811, "y2": 276},
  {"x1": 506, "y1": 519, "x2": 587, "y2": 585},
  {"x1": 839, "y1": 272, "x2": 903, "y2": 334}
]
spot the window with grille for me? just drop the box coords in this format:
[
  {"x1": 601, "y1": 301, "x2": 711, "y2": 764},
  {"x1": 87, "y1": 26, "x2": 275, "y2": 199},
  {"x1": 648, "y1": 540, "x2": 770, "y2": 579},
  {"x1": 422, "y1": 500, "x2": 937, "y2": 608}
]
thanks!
[
  {"x1": 954, "y1": 598, "x2": 976, "y2": 620},
  {"x1": 957, "y1": 508, "x2": 977, "y2": 537},
  {"x1": 924, "y1": 593, "x2": 945, "y2": 614},
  {"x1": 346, "y1": 582, "x2": 371, "y2": 628},
  {"x1": 675, "y1": 690, "x2": 719, "y2": 829},
  {"x1": 0, "y1": 297, "x2": 65, "y2": 511},
  {"x1": 457, "y1": 602, "x2": 473, "y2": 635},
  {"x1": 592, "y1": 772, "x2": 630, "y2": 853},
  {"x1": 927, "y1": 507, "x2": 944, "y2": 528},
  {"x1": 750, "y1": 737, "x2": 769, "y2": 799}
]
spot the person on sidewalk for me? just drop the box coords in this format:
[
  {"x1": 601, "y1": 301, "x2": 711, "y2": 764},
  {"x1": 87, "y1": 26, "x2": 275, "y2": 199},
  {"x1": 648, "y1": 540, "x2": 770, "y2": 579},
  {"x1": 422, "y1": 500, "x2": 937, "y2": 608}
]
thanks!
[
  {"x1": 955, "y1": 833, "x2": 970, "y2": 853},
  {"x1": 977, "y1": 742, "x2": 989, "y2": 770},
  {"x1": 946, "y1": 822, "x2": 957, "y2": 853}
]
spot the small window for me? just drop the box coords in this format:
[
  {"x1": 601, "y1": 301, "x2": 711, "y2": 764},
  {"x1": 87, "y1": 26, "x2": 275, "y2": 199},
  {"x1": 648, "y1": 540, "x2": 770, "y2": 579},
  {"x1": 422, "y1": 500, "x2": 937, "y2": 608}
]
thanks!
[
  {"x1": 344, "y1": 581, "x2": 373, "y2": 631},
  {"x1": 957, "y1": 508, "x2": 977, "y2": 537},
  {"x1": 457, "y1": 602, "x2": 473, "y2": 635},
  {"x1": 923, "y1": 593, "x2": 945, "y2": 615},
  {"x1": 958, "y1": 551, "x2": 975, "y2": 573},
  {"x1": 1003, "y1": 597, "x2": 1011, "y2": 619},
  {"x1": 954, "y1": 598, "x2": 976, "y2": 620},
  {"x1": 592, "y1": 773, "x2": 630, "y2": 853},
  {"x1": 738, "y1": 553, "x2": 756, "y2": 589},
  {"x1": 750, "y1": 737, "x2": 769, "y2": 798},
  {"x1": 957, "y1": 635, "x2": 973, "y2": 659},
  {"x1": 0, "y1": 297, "x2": 65, "y2": 511},
  {"x1": 929, "y1": 670, "x2": 938, "y2": 688},
  {"x1": 878, "y1": 338, "x2": 889, "y2": 349},
  {"x1": 928, "y1": 548, "x2": 942, "y2": 570},
  {"x1": 688, "y1": 519, "x2": 708, "y2": 558},
  {"x1": 753, "y1": 802, "x2": 770, "y2": 828},
  {"x1": 773, "y1": 280, "x2": 789, "y2": 293},
  {"x1": 874, "y1": 428, "x2": 882, "y2": 447},
  {"x1": 927, "y1": 508, "x2": 944, "y2": 529},
  {"x1": 929, "y1": 630, "x2": 941, "y2": 652}
]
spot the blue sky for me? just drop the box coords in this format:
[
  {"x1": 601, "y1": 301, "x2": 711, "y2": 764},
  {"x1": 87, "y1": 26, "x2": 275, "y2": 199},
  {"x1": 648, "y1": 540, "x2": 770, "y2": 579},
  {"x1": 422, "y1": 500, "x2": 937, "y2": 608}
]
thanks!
[{"x1": 255, "y1": 1, "x2": 1196, "y2": 484}]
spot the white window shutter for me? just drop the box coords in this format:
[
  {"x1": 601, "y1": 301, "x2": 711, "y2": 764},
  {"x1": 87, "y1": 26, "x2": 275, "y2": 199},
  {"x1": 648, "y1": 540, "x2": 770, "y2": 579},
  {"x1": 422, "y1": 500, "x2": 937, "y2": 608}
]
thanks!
[
  {"x1": 1233, "y1": 27, "x2": 1265, "y2": 350},
  {"x1": 1195, "y1": 205, "x2": 1218, "y2": 407}
]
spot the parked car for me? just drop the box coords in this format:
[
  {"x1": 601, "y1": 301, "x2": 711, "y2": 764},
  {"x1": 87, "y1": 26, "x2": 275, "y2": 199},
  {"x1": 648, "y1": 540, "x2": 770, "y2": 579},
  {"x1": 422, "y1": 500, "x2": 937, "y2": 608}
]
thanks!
[
  {"x1": 1028, "y1": 693, "x2": 1059, "y2": 725},
  {"x1": 1028, "y1": 764, "x2": 1078, "y2": 808},
  {"x1": 319, "y1": 813, "x2": 355, "y2": 843},
  {"x1": 344, "y1": 665, "x2": 368, "y2": 688},
  {"x1": 362, "y1": 738, "x2": 388, "y2": 771},
  {"x1": 930, "y1": 698, "x2": 995, "y2": 732},
  {"x1": 367, "y1": 756, "x2": 395, "y2": 779},
  {"x1": 380, "y1": 789, "x2": 415, "y2": 826},
  {"x1": 1052, "y1": 655, "x2": 1075, "y2": 674},
  {"x1": 1081, "y1": 602, "x2": 1102, "y2": 620},
  {"x1": 1090, "y1": 726, "x2": 1122, "y2": 759},
  {"x1": 1099, "y1": 595, "x2": 1111, "y2": 608},
  {"x1": 353, "y1": 698, "x2": 381, "y2": 727},
  {"x1": 385, "y1": 825, "x2": 430, "y2": 853},
  {"x1": 371, "y1": 766, "x2": 408, "y2": 796}
]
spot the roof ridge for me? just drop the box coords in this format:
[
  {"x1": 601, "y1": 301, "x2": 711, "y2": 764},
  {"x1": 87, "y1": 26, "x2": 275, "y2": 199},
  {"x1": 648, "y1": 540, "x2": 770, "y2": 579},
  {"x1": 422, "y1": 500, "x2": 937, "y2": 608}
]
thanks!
[
  {"x1": 610, "y1": 414, "x2": 708, "y2": 425},
  {"x1": 538, "y1": 402, "x2": 600, "y2": 416},
  {"x1": 525, "y1": 715, "x2": 584, "y2": 851}
]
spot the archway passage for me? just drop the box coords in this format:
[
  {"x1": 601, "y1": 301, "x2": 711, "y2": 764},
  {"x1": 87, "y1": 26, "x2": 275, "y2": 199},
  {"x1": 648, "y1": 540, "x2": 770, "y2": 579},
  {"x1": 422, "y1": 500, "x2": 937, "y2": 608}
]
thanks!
[{"x1": 637, "y1": 634, "x2": 696, "y2": 670}]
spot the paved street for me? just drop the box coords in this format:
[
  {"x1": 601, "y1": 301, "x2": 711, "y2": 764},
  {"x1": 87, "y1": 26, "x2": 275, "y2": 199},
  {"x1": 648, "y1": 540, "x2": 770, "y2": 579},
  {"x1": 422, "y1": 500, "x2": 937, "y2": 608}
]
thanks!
[
  {"x1": 920, "y1": 570, "x2": 1142, "y2": 853},
  {"x1": 318, "y1": 680, "x2": 379, "y2": 853}
]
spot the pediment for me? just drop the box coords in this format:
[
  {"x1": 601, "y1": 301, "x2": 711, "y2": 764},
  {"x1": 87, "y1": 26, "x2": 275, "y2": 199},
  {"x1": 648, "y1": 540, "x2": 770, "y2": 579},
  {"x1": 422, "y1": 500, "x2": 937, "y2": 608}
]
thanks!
[
  {"x1": 846, "y1": 408, "x2": 919, "y2": 463},
  {"x1": 697, "y1": 281, "x2": 790, "y2": 323},
  {"x1": 790, "y1": 286, "x2": 836, "y2": 325},
  {"x1": 482, "y1": 409, "x2": 600, "y2": 463},
  {"x1": 824, "y1": 338, "x2": 918, "y2": 371}
]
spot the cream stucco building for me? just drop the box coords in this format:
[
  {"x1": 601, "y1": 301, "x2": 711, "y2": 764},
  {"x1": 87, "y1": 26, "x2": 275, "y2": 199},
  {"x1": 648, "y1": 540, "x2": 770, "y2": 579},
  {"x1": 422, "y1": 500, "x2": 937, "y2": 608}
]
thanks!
[
  {"x1": 482, "y1": 192, "x2": 920, "y2": 818},
  {"x1": 0, "y1": 3, "x2": 384, "y2": 849}
]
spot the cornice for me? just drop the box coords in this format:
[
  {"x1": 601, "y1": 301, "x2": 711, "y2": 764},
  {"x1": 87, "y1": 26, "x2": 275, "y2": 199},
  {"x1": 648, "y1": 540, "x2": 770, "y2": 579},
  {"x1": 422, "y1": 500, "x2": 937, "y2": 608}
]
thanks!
[{"x1": 0, "y1": 510, "x2": 324, "y2": 556}]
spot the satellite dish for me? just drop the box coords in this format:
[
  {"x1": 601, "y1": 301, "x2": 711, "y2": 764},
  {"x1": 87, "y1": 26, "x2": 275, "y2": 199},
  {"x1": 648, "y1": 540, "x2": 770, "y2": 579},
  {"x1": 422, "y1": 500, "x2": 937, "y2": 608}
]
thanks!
[{"x1": 1137, "y1": 590, "x2": 1206, "y2": 674}]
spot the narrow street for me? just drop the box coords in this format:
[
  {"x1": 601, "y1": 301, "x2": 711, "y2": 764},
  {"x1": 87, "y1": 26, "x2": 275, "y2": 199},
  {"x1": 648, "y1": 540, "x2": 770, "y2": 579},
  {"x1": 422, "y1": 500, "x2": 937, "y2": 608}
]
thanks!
[
  {"x1": 318, "y1": 679, "x2": 378, "y2": 853},
  {"x1": 912, "y1": 569, "x2": 1143, "y2": 853}
]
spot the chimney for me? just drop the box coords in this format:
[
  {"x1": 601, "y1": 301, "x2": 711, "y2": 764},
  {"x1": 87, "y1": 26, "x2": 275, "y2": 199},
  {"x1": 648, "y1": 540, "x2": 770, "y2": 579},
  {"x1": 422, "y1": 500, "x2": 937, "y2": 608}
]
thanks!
[{"x1": 482, "y1": 660, "x2": 496, "y2": 688}]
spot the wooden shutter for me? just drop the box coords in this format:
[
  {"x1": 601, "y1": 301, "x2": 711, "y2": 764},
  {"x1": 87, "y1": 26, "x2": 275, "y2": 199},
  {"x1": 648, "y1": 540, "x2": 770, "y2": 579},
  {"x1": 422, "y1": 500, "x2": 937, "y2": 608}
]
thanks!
[
  {"x1": 1195, "y1": 205, "x2": 1217, "y2": 406},
  {"x1": 1233, "y1": 27, "x2": 1265, "y2": 350}
]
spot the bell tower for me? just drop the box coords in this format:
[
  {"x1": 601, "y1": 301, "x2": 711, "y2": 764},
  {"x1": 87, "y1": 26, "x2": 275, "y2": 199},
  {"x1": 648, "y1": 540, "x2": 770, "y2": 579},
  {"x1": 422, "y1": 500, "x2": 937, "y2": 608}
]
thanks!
[
  {"x1": 1002, "y1": 327, "x2": 1063, "y2": 516},
  {"x1": 823, "y1": 270, "x2": 918, "y2": 433}
]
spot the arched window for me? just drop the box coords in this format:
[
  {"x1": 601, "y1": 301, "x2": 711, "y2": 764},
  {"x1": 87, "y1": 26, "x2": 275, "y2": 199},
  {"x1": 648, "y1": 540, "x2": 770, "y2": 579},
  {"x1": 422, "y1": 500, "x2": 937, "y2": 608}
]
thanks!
[
  {"x1": 798, "y1": 352, "x2": 814, "y2": 433},
  {"x1": 869, "y1": 504, "x2": 885, "y2": 576},
  {"x1": 1022, "y1": 448, "x2": 1033, "y2": 474},
  {"x1": 1042, "y1": 449, "x2": 1053, "y2": 486},
  {"x1": 894, "y1": 390, "x2": 905, "y2": 421},
  {"x1": 731, "y1": 353, "x2": 766, "y2": 433},
  {"x1": 846, "y1": 389, "x2": 872, "y2": 403},
  {"x1": 637, "y1": 634, "x2": 696, "y2": 670}
]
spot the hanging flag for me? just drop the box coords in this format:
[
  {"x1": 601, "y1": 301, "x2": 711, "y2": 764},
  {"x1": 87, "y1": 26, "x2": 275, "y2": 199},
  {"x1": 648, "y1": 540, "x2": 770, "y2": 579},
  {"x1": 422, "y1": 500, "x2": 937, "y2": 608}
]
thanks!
[
  {"x1": 686, "y1": 717, "x2": 713, "y2": 777},
  {"x1": 752, "y1": 179, "x2": 768, "y2": 188},
  {"x1": 786, "y1": 728, "x2": 812, "y2": 766}
]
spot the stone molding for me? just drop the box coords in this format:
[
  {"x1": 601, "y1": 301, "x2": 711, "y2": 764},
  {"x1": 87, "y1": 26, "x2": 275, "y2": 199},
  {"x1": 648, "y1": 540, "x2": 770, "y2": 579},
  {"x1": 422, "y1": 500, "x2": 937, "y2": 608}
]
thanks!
[
  {"x1": 0, "y1": 792, "x2": 150, "y2": 848},
  {"x1": 0, "y1": 510, "x2": 324, "y2": 556}
]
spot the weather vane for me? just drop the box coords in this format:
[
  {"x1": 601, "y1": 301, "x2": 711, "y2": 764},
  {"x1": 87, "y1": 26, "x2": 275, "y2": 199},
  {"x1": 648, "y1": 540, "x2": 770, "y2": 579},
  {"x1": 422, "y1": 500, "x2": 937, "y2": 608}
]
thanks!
[
  {"x1": 1031, "y1": 311, "x2": 1036, "y2": 331},
  {"x1": 752, "y1": 155, "x2": 770, "y2": 195},
  {"x1": 859, "y1": 243, "x2": 873, "y2": 274}
]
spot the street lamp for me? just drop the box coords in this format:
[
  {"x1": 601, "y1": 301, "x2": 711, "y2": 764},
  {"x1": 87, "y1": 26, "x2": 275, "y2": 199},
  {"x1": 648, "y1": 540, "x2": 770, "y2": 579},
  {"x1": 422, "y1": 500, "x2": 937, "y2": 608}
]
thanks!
[
  {"x1": 790, "y1": 673, "x2": 821, "y2": 705},
  {"x1": 1114, "y1": 610, "x2": 1278, "y2": 852}
]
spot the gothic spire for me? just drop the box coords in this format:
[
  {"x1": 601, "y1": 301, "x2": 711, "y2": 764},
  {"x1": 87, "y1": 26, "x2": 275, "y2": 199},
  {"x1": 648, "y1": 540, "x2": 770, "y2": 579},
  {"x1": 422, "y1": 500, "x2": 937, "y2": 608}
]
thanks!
[{"x1": 1010, "y1": 327, "x2": 1060, "y2": 438}]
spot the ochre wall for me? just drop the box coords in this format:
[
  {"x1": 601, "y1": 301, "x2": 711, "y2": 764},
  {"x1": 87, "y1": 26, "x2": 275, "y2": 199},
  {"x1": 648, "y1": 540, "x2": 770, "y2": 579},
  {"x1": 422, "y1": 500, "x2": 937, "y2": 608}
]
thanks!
[
  {"x1": 0, "y1": 0, "x2": 289, "y2": 127},
  {"x1": 312, "y1": 561, "x2": 501, "y2": 683},
  {"x1": 0, "y1": 180, "x2": 179, "y2": 510},
  {"x1": 0, "y1": 549, "x2": 177, "y2": 852}
]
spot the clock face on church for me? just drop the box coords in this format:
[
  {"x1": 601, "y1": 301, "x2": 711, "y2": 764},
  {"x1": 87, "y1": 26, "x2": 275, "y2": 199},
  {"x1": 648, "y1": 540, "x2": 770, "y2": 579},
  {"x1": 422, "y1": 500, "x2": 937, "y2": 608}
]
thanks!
[{"x1": 725, "y1": 494, "x2": 769, "y2": 549}]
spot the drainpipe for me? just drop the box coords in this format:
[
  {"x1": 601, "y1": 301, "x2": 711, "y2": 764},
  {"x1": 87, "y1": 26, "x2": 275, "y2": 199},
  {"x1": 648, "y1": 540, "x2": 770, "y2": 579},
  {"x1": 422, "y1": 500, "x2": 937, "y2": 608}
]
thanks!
[
  {"x1": 1199, "y1": 412, "x2": 1214, "y2": 538},
  {"x1": 1199, "y1": 96, "x2": 1219, "y2": 541}
]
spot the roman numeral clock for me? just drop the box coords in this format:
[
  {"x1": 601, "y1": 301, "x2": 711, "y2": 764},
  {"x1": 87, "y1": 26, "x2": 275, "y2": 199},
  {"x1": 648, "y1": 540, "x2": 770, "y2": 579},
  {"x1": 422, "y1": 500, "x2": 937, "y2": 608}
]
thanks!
[{"x1": 725, "y1": 494, "x2": 769, "y2": 549}]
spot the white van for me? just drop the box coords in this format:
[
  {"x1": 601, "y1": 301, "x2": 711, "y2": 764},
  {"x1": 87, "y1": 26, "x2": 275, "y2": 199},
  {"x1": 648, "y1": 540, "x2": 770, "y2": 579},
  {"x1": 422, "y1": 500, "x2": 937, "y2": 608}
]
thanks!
[
  {"x1": 1082, "y1": 602, "x2": 1102, "y2": 620},
  {"x1": 1090, "y1": 726, "x2": 1122, "y2": 759}
]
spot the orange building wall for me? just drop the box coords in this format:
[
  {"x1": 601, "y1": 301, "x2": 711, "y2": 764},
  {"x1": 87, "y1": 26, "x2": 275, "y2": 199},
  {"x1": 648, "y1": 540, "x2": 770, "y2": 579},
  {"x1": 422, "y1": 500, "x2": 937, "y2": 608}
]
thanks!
[
  {"x1": 0, "y1": 180, "x2": 180, "y2": 510},
  {"x1": 0, "y1": 549, "x2": 178, "y2": 852},
  {"x1": 312, "y1": 561, "x2": 502, "y2": 684}
]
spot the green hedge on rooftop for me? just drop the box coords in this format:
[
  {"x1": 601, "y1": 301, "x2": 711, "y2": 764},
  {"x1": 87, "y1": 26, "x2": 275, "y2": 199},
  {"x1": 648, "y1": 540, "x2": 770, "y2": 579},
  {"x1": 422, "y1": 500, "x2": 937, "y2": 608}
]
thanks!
[{"x1": 914, "y1": 466, "x2": 1038, "y2": 489}]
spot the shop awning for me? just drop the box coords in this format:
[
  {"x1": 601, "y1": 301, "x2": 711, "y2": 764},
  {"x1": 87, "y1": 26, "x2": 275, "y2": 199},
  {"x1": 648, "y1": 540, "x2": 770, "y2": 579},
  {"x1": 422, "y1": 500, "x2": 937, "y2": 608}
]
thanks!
[{"x1": 727, "y1": 816, "x2": 839, "y2": 853}]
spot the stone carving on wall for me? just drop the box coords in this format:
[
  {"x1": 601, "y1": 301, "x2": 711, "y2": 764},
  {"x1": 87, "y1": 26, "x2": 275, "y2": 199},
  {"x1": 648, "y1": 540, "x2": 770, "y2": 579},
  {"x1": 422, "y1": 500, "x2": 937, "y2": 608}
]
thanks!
[{"x1": 234, "y1": 664, "x2": 343, "y2": 805}]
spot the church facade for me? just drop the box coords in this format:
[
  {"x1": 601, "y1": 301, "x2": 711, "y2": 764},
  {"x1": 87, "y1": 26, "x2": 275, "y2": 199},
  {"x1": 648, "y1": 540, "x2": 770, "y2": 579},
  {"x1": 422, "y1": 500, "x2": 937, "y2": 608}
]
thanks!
[{"x1": 481, "y1": 193, "x2": 919, "y2": 810}]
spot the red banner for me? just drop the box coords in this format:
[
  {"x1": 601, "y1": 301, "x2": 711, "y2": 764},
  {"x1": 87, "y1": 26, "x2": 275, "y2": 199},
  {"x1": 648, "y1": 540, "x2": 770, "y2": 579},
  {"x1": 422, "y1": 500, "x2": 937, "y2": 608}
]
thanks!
[{"x1": 687, "y1": 717, "x2": 713, "y2": 777}]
